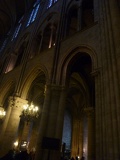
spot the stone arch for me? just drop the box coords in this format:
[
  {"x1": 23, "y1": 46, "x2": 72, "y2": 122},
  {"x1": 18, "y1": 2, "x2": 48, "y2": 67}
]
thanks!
[
  {"x1": 20, "y1": 64, "x2": 49, "y2": 99},
  {"x1": 36, "y1": 12, "x2": 59, "y2": 52},
  {"x1": 59, "y1": 45, "x2": 97, "y2": 158},
  {"x1": 37, "y1": 12, "x2": 59, "y2": 34},
  {"x1": 57, "y1": 45, "x2": 98, "y2": 85}
]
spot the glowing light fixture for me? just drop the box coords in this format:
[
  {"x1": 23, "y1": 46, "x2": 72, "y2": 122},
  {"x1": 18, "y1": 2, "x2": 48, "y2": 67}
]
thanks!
[
  {"x1": 14, "y1": 141, "x2": 18, "y2": 148},
  {"x1": 20, "y1": 102, "x2": 39, "y2": 122},
  {"x1": 0, "y1": 107, "x2": 6, "y2": 120}
]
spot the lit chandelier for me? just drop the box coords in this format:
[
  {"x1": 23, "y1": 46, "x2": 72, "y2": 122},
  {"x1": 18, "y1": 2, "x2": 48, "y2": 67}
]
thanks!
[
  {"x1": 0, "y1": 107, "x2": 6, "y2": 120},
  {"x1": 20, "y1": 102, "x2": 39, "y2": 122}
]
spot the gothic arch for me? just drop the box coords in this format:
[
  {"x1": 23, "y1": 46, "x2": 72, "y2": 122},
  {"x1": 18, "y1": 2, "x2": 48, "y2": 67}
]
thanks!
[
  {"x1": 20, "y1": 64, "x2": 49, "y2": 99},
  {"x1": 57, "y1": 45, "x2": 98, "y2": 85},
  {"x1": 60, "y1": 45, "x2": 97, "y2": 158}
]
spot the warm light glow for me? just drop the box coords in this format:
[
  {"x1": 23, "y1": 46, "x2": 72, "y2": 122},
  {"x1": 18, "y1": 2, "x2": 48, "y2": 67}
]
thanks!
[
  {"x1": 14, "y1": 141, "x2": 18, "y2": 147},
  {"x1": 20, "y1": 102, "x2": 39, "y2": 122},
  {"x1": 23, "y1": 104, "x2": 28, "y2": 110},
  {"x1": 0, "y1": 107, "x2": 6, "y2": 120}
]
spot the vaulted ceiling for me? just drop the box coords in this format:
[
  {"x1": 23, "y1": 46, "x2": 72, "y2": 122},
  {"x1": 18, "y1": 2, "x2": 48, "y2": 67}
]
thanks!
[{"x1": 0, "y1": 0, "x2": 36, "y2": 40}]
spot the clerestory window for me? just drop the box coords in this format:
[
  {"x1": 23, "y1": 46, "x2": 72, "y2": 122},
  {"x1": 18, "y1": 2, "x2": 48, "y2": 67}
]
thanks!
[
  {"x1": 11, "y1": 17, "x2": 23, "y2": 41},
  {"x1": 47, "y1": 0, "x2": 58, "y2": 9},
  {"x1": 26, "y1": 0, "x2": 40, "y2": 27}
]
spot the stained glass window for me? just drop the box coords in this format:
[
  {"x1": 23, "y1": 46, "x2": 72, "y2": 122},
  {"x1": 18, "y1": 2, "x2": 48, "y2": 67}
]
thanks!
[
  {"x1": 11, "y1": 18, "x2": 23, "y2": 41},
  {"x1": 26, "y1": 1, "x2": 40, "y2": 27},
  {"x1": 47, "y1": 0, "x2": 53, "y2": 8},
  {"x1": 47, "y1": 0, "x2": 58, "y2": 9}
]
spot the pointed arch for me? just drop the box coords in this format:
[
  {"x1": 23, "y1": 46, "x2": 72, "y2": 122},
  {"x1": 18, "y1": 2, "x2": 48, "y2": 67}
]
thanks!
[
  {"x1": 20, "y1": 64, "x2": 49, "y2": 98},
  {"x1": 57, "y1": 45, "x2": 98, "y2": 85}
]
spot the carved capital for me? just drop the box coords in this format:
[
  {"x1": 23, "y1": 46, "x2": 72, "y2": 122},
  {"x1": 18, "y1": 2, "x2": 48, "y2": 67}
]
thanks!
[{"x1": 8, "y1": 96, "x2": 28, "y2": 109}]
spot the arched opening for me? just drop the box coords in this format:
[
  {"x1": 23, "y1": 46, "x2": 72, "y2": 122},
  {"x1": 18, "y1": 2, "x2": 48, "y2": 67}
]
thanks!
[
  {"x1": 41, "y1": 24, "x2": 57, "y2": 51},
  {"x1": 18, "y1": 73, "x2": 46, "y2": 151},
  {"x1": 62, "y1": 52, "x2": 95, "y2": 159}
]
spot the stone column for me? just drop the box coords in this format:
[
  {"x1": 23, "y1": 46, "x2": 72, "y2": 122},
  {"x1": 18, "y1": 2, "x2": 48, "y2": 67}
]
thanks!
[
  {"x1": 46, "y1": 85, "x2": 61, "y2": 137},
  {"x1": 84, "y1": 107, "x2": 95, "y2": 160},
  {"x1": 54, "y1": 87, "x2": 66, "y2": 159},
  {"x1": 28, "y1": 120, "x2": 39, "y2": 151},
  {"x1": 34, "y1": 85, "x2": 51, "y2": 160},
  {"x1": 0, "y1": 96, "x2": 27, "y2": 156},
  {"x1": 79, "y1": 119, "x2": 83, "y2": 158},
  {"x1": 42, "y1": 85, "x2": 61, "y2": 160},
  {"x1": 99, "y1": 1, "x2": 120, "y2": 159},
  {"x1": 20, "y1": 121, "x2": 32, "y2": 146},
  {"x1": 71, "y1": 118, "x2": 78, "y2": 158}
]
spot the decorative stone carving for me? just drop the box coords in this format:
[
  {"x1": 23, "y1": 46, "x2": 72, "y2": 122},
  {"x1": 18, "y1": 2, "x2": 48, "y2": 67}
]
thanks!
[{"x1": 8, "y1": 96, "x2": 28, "y2": 109}]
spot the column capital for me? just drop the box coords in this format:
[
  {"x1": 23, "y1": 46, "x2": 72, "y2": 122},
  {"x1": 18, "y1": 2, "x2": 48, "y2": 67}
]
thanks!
[{"x1": 8, "y1": 96, "x2": 28, "y2": 109}]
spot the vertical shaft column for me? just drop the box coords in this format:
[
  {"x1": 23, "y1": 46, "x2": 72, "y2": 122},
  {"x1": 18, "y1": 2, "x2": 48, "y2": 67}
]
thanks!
[
  {"x1": 84, "y1": 107, "x2": 95, "y2": 160},
  {"x1": 55, "y1": 87, "x2": 66, "y2": 159},
  {"x1": 35, "y1": 85, "x2": 51, "y2": 160},
  {"x1": 0, "y1": 96, "x2": 27, "y2": 156},
  {"x1": 99, "y1": 0, "x2": 120, "y2": 159},
  {"x1": 43, "y1": 85, "x2": 61, "y2": 160},
  {"x1": 29, "y1": 121, "x2": 39, "y2": 150},
  {"x1": 79, "y1": 119, "x2": 83, "y2": 158},
  {"x1": 71, "y1": 118, "x2": 79, "y2": 158},
  {"x1": 0, "y1": 103, "x2": 12, "y2": 145},
  {"x1": 46, "y1": 85, "x2": 61, "y2": 137},
  {"x1": 20, "y1": 121, "x2": 32, "y2": 144}
]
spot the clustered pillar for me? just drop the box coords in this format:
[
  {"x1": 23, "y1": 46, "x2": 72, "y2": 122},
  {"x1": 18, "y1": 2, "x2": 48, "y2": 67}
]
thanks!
[
  {"x1": 0, "y1": 96, "x2": 27, "y2": 156},
  {"x1": 35, "y1": 84, "x2": 66, "y2": 160}
]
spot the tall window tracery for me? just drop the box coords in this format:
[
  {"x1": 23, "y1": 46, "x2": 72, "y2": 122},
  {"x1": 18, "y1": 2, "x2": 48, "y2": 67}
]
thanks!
[
  {"x1": 47, "y1": 0, "x2": 58, "y2": 9},
  {"x1": 26, "y1": 0, "x2": 40, "y2": 27},
  {"x1": 11, "y1": 18, "x2": 23, "y2": 41}
]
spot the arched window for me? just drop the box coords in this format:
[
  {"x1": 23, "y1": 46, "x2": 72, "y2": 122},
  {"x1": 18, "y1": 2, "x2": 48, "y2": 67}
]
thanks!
[
  {"x1": 11, "y1": 18, "x2": 23, "y2": 41},
  {"x1": 41, "y1": 24, "x2": 57, "y2": 51},
  {"x1": 26, "y1": 1, "x2": 40, "y2": 27},
  {"x1": 47, "y1": 0, "x2": 58, "y2": 9}
]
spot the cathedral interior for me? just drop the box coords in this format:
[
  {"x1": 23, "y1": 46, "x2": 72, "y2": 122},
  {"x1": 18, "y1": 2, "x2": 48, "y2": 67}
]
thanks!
[{"x1": 0, "y1": 0, "x2": 120, "y2": 160}]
